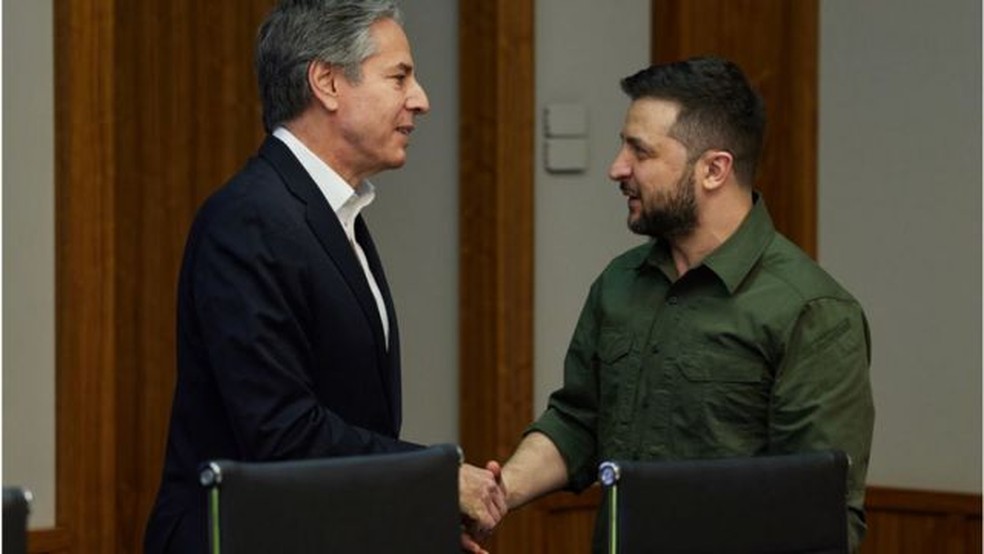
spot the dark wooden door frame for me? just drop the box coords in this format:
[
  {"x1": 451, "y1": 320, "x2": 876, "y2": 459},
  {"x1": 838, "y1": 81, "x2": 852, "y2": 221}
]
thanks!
[
  {"x1": 652, "y1": 0, "x2": 818, "y2": 256},
  {"x1": 457, "y1": 0, "x2": 538, "y2": 551},
  {"x1": 53, "y1": 2, "x2": 118, "y2": 552}
]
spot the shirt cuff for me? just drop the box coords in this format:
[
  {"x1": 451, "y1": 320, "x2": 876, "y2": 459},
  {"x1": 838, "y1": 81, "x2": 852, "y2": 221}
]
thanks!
[{"x1": 526, "y1": 408, "x2": 598, "y2": 491}]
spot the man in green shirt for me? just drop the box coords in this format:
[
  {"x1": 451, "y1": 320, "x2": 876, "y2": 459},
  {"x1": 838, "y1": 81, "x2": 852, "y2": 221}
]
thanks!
[{"x1": 491, "y1": 57, "x2": 874, "y2": 551}]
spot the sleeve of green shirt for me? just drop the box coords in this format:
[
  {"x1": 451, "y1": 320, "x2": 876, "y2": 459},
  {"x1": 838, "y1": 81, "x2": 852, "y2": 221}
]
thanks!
[
  {"x1": 527, "y1": 281, "x2": 602, "y2": 491},
  {"x1": 770, "y1": 296, "x2": 875, "y2": 552}
]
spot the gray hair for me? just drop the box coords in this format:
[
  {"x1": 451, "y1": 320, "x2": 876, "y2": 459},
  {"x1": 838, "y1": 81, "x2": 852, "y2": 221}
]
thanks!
[{"x1": 256, "y1": 0, "x2": 403, "y2": 132}]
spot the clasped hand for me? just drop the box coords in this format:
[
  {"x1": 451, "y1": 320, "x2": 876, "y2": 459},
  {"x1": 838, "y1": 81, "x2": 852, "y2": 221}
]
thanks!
[{"x1": 458, "y1": 461, "x2": 507, "y2": 553}]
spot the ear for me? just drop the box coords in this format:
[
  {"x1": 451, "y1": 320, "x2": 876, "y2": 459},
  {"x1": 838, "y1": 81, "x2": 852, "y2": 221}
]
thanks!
[
  {"x1": 308, "y1": 59, "x2": 340, "y2": 112},
  {"x1": 698, "y1": 150, "x2": 734, "y2": 192}
]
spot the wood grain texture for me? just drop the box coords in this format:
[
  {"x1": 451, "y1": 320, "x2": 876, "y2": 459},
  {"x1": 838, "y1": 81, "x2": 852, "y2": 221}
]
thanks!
[
  {"x1": 860, "y1": 487, "x2": 982, "y2": 554},
  {"x1": 111, "y1": 3, "x2": 271, "y2": 550},
  {"x1": 55, "y1": 2, "x2": 119, "y2": 552},
  {"x1": 458, "y1": 0, "x2": 536, "y2": 551},
  {"x1": 55, "y1": 1, "x2": 274, "y2": 552},
  {"x1": 652, "y1": 0, "x2": 818, "y2": 256},
  {"x1": 531, "y1": 486, "x2": 981, "y2": 554},
  {"x1": 27, "y1": 527, "x2": 72, "y2": 554},
  {"x1": 539, "y1": 487, "x2": 602, "y2": 554}
]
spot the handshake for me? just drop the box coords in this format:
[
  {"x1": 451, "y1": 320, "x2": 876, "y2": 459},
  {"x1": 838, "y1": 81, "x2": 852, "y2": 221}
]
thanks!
[
  {"x1": 454, "y1": 433, "x2": 567, "y2": 553},
  {"x1": 457, "y1": 461, "x2": 509, "y2": 554}
]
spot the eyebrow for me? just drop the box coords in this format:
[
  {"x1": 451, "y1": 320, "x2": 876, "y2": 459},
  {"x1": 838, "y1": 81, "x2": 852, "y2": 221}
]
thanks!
[
  {"x1": 621, "y1": 133, "x2": 652, "y2": 153},
  {"x1": 394, "y1": 62, "x2": 414, "y2": 74}
]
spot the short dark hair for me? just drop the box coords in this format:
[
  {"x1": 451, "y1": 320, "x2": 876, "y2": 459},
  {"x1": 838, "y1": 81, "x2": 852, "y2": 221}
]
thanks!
[
  {"x1": 620, "y1": 56, "x2": 765, "y2": 186},
  {"x1": 255, "y1": 0, "x2": 402, "y2": 133}
]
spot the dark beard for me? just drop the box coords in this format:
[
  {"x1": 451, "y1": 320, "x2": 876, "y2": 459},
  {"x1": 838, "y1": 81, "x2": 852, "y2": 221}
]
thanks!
[{"x1": 628, "y1": 167, "x2": 698, "y2": 239}]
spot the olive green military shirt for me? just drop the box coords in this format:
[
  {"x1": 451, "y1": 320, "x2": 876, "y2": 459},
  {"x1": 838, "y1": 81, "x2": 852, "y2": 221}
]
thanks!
[{"x1": 529, "y1": 196, "x2": 874, "y2": 549}]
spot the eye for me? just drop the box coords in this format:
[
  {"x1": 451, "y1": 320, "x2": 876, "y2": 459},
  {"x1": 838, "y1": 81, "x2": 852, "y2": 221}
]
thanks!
[
  {"x1": 620, "y1": 136, "x2": 652, "y2": 160},
  {"x1": 629, "y1": 142, "x2": 651, "y2": 160}
]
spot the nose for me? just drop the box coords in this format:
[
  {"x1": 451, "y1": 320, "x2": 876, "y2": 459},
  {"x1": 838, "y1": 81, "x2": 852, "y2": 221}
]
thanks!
[
  {"x1": 608, "y1": 147, "x2": 631, "y2": 182},
  {"x1": 408, "y1": 79, "x2": 430, "y2": 114}
]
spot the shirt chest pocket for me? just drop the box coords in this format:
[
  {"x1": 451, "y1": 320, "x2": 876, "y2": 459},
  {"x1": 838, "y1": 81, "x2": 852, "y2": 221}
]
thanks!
[
  {"x1": 596, "y1": 330, "x2": 635, "y2": 447},
  {"x1": 673, "y1": 350, "x2": 771, "y2": 440},
  {"x1": 598, "y1": 332, "x2": 632, "y2": 366}
]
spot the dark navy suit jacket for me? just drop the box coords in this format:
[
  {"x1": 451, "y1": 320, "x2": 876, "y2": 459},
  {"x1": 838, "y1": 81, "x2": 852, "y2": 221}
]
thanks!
[{"x1": 144, "y1": 137, "x2": 420, "y2": 554}]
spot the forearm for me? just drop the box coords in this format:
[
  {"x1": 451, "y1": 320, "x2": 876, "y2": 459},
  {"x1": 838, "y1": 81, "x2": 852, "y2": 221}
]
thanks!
[{"x1": 501, "y1": 431, "x2": 569, "y2": 510}]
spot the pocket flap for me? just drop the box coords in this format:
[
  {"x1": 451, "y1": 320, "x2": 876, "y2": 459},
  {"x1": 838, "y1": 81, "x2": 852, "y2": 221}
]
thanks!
[
  {"x1": 677, "y1": 354, "x2": 763, "y2": 383},
  {"x1": 597, "y1": 329, "x2": 632, "y2": 364}
]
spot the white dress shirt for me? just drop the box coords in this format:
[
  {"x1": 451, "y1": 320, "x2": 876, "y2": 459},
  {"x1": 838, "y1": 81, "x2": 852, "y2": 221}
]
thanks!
[{"x1": 272, "y1": 127, "x2": 390, "y2": 349}]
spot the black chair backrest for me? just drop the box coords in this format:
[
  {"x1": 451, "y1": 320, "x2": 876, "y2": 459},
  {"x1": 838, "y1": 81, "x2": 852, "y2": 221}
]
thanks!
[
  {"x1": 599, "y1": 450, "x2": 849, "y2": 554},
  {"x1": 201, "y1": 444, "x2": 461, "y2": 554},
  {"x1": 3, "y1": 487, "x2": 30, "y2": 554}
]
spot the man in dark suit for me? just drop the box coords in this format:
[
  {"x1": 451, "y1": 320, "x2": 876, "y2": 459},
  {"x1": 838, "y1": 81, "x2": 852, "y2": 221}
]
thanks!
[{"x1": 144, "y1": 2, "x2": 505, "y2": 552}]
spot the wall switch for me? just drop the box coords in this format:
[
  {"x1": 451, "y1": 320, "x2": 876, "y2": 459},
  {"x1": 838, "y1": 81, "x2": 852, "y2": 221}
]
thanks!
[
  {"x1": 545, "y1": 138, "x2": 588, "y2": 173},
  {"x1": 545, "y1": 103, "x2": 587, "y2": 137}
]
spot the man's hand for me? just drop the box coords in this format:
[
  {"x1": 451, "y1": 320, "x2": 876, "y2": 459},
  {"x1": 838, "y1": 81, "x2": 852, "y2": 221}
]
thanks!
[
  {"x1": 459, "y1": 461, "x2": 507, "y2": 539},
  {"x1": 459, "y1": 529, "x2": 489, "y2": 554}
]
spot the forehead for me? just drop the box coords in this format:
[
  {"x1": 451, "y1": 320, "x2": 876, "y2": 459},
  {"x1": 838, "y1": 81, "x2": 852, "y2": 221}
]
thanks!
[
  {"x1": 623, "y1": 97, "x2": 681, "y2": 140},
  {"x1": 365, "y1": 17, "x2": 413, "y2": 66}
]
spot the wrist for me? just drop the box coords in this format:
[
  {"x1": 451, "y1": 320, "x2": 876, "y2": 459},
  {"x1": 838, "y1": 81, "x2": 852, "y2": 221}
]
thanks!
[{"x1": 501, "y1": 464, "x2": 527, "y2": 510}]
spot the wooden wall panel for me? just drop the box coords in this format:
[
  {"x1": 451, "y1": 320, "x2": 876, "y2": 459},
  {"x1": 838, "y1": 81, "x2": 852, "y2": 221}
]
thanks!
[
  {"x1": 112, "y1": 3, "x2": 272, "y2": 551},
  {"x1": 531, "y1": 486, "x2": 982, "y2": 554},
  {"x1": 652, "y1": 0, "x2": 818, "y2": 256},
  {"x1": 860, "y1": 487, "x2": 982, "y2": 554},
  {"x1": 539, "y1": 488, "x2": 602, "y2": 554},
  {"x1": 27, "y1": 527, "x2": 72, "y2": 554},
  {"x1": 54, "y1": 1, "x2": 119, "y2": 552},
  {"x1": 54, "y1": 1, "x2": 275, "y2": 552},
  {"x1": 458, "y1": 0, "x2": 536, "y2": 552}
]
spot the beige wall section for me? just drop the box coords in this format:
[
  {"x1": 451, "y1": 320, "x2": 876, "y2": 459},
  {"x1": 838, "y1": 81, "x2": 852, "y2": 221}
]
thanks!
[
  {"x1": 818, "y1": 0, "x2": 982, "y2": 493},
  {"x1": 368, "y1": 0, "x2": 460, "y2": 446},
  {"x1": 2, "y1": 0, "x2": 57, "y2": 528},
  {"x1": 533, "y1": 0, "x2": 651, "y2": 415}
]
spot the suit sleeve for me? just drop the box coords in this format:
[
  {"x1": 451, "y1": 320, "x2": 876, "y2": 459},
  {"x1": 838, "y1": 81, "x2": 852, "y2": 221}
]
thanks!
[{"x1": 189, "y1": 198, "x2": 420, "y2": 460}]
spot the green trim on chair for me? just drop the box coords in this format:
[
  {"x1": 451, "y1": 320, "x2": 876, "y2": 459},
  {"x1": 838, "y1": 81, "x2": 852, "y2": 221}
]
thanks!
[
  {"x1": 608, "y1": 483, "x2": 618, "y2": 554},
  {"x1": 210, "y1": 487, "x2": 221, "y2": 554}
]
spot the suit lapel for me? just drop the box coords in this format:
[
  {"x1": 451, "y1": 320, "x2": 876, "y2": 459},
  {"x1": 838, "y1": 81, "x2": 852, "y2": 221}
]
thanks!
[
  {"x1": 355, "y1": 217, "x2": 401, "y2": 432},
  {"x1": 257, "y1": 137, "x2": 391, "y2": 370}
]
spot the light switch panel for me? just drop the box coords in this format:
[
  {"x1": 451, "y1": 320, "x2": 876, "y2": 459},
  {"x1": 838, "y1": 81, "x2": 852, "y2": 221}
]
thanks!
[
  {"x1": 545, "y1": 138, "x2": 588, "y2": 173},
  {"x1": 545, "y1": 103, "x2": 587, "y2": 137}
]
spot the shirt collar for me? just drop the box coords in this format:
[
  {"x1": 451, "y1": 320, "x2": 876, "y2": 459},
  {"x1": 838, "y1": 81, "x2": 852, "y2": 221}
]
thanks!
[
  {"x1": 272, "y1": 126, "x2": 376, "y2": 219},
  {"x1": 640, "y1": 192, "x2": 775, "y2": 294}
]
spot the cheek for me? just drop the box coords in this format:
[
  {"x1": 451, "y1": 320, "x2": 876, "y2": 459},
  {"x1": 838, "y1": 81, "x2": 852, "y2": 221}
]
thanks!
[
  {"x1": 639, "y1": 164, "x2": 681, "y2": 189},
  {"x1": 374, "y1": 101, "x2": 403, "y2": 132},
  {"x1": 634, "y1": 168, "x2": 664, "y2": 195}
]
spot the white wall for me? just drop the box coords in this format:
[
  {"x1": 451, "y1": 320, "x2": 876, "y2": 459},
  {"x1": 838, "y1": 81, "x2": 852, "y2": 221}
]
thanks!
[
  {"x1": 818, "y1": 0, "x2": 982, "y2": 493},
  {"x1": 369, "y1": 0, "x2": 460, "y2": 446},
  {"x1": 534, "y1": 0, "x2": 651, "y2": 414},
  {"x1": 2, "y1": 0, "x2": 57, "y2": 528}
]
